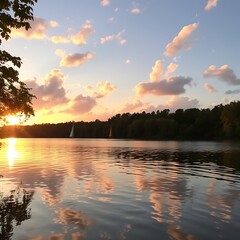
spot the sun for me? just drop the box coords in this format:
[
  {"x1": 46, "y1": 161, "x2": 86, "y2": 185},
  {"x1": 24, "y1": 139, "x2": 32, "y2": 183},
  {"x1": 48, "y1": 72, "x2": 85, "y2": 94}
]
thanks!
[{"x1": 6, "y1": 115, "x2": 21, "y2": 125}]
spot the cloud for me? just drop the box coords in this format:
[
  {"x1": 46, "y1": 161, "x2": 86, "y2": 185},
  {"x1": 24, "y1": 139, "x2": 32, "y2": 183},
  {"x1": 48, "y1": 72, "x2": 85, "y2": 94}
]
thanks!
[
  {"x1": 164, "y1": 23, "x2": 198, "y2": 57},
  {"x1": 121, "y1": 97, "x2": 199, "y2": 114},
  {"x1": 50, "y1": 21, "x2": 59, "y2": 28},
  {"x1": 164, "y1": 63, "x2": 179, "y2": 79},
  {"x1": 11, "y1": 18, "x2": 48, "y2": 40},
  {"x1": 205, "y1": 0, "x2": 218, "y2": 11},
  {"x1": 203, "y1": 65, "x2": 240, "y2": 85},
  {"x1": 136, "y1": 60, "x2": 192, "y2": 97},
  {"x1": 60, "y1": 52, "x2": 94, "y2": 67},
  {"x1": 164, "y1": 96, "x2": 200, "y2": 111},
  {"x1": 71, "y1": 20, "x2": 93, "y2": 45},
  {"x1": 204, "y1": 83, "x2": 217, "y2": 93},
  {"x1": 67, "y1": 94, "x2": 97, "y2": 114},
  {"x1": 225, "y1": 89, "x2": 240, "y2": 95},
  {"x1": 101, "y1": 0, "x2": 110, "y2": 6},
  {"x1": 51, "y1": 35, "x2": 70, "y2": 44},
  {"x1": 137, "y1": 96, "x2": 199, "y2": 113},
  {"x1": 85, "y1": 81, "x2": 116, "y2": 98},
  {"x1": 51, "y1": 21, "x2": 93, "y2": 45},
  {"x1": 131, "y1": 8, "x2": 141, "y2": 14},
  {"x1": 55, "y1": 49, "x2": 66, "y2": 57},
  {"x1": 150, "y1": 60, "x2": 163, "y2": 82},
  {"x1": 26, "y1": 70, "x2": 69, "y2": 110},
  {"x1": 100, "y1": 30, "x2": 126, "y2": 45},
  {"x1": 136, "y1": 76, "x2": 192, "y2": 97},
  {"x1": 120, "y1": 100, "x2": 149, "y2": 113}
]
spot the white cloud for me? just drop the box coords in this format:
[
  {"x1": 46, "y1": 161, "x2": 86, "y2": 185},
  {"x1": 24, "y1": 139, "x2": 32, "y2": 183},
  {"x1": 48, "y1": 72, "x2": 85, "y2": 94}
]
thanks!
[
  {"x1": 164, "y1": 23, "x2": 198, "y2": 57},
  {"x1": 205, "y1": 0, "x2": 218, "y2": 11},
  {"x1": 203, "y1": 65, "x2": 240, "y2": 85}
]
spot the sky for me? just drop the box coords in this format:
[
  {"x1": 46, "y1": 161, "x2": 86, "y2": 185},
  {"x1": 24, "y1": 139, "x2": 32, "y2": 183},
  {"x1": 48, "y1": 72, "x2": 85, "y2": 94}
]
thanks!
[{"x1": 3, "y1": 0, "x2": 240, "y2": 124}]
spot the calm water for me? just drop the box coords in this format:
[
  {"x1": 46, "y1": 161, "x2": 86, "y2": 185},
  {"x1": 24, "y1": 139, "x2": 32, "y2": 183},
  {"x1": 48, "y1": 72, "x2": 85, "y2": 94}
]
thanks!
[{"x1": 0, "y1": 138, "x2": 240, "y2": 240}]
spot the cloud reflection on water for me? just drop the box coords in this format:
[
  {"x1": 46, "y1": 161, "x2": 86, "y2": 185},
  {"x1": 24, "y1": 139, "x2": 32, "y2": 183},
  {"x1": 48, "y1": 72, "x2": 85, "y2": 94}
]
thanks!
[{"x1": 0, "y1": 139, "x2": 240, "y2": 239}]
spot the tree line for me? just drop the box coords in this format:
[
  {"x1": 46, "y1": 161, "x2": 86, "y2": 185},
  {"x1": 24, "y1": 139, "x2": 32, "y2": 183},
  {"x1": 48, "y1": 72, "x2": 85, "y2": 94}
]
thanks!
[{"x1": 1, "y1": 101, "x2": 240, "y2": 140}]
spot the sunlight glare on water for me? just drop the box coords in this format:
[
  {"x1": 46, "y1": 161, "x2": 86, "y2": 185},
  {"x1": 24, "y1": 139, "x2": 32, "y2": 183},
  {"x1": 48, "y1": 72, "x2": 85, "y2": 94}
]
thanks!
[{"x1": 7, "y1": 138, "x2": 19, "y2": 167}]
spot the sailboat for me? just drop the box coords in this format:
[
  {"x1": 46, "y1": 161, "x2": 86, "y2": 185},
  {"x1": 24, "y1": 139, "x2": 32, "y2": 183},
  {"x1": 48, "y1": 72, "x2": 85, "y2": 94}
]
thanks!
[
  {"x1": 69, "y1": 124, "x2": 74, "y2": 138},
  {"x1": 109, "y1": 126, "x2": 112, "y2": 138}
]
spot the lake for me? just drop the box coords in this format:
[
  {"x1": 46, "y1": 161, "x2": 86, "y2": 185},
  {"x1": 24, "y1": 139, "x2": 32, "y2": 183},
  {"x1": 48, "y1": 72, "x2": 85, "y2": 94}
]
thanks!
[{"x1": 0, "y1": 138, "x2": 240, "y2": 240}]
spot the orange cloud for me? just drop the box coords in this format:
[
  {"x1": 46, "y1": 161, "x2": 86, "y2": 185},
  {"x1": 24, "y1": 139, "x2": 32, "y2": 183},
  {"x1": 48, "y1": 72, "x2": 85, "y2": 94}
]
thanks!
[
  {"x1": 49, "y1": 20, "x2": 59, "y2": 27},
  {"x1": 51, "y1": 21, "x2": 94, "y2": 45},
  {"x1": 203, "y1": 65, "x2": 240, "y2": 85},
  {"x1": 54, "y1": 208, "x2": 91, "y2": 229},
  {"x1": 60, "y1": 52, "x2": 94, "y2": 67},
  {"x1": 164, "y1": 63, "x2": 179, "y2": 79},
  {"x1": 11, "y1": 18, "x2": 48, "y2": 40},
  {"x1": 71, "y1": 20, "x2": 93, "y2": 45},
  {"x1": 101, "y1": 0, "x2": 110, "y2": 6},
  {"x1": 51, "y1": 35, "x2": 70, "y2": 44},
  {"x1": 205, "y1": 0, "x2": 218, "y2": 11},
  {"x1": 164, "y1": 23, "x2": 198, "y2": 57},
  {"x1": 204, "y1": 83, "x2": 217, "y2": 93},
  {"x1": 150, "y1": 60, "x2": 163, "y2": 82},
  {"x1": 85, "y1": 81, "x2": 116, "y2": 98},
  {"x1": 131, "y1": 8, "x2": 141, "y2": 14}
]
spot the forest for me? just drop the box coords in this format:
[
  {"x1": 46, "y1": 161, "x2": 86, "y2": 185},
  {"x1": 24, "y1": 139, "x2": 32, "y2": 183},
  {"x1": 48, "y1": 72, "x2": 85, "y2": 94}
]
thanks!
[{"x1": 0, "y1": 101, "x2": 240, "y2": 140}]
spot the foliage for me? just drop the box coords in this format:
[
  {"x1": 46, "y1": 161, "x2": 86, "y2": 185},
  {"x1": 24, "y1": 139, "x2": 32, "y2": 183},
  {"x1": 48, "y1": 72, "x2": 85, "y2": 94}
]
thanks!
[
  {"x1": 1, "y1": 101, "x2": 240, "y2": 140},
  {"x1": 0, "y1": 178, "x2": 34, "y2": 240},
  {"x1": 0, "y1": 0, "x2": 37, "y2": 124}
]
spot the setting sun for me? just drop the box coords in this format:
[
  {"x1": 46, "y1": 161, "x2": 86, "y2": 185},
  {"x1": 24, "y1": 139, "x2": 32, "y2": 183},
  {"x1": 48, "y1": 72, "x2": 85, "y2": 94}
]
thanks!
[{"x1": 7, "y1": 115, "x2": 21, "y2": 125}]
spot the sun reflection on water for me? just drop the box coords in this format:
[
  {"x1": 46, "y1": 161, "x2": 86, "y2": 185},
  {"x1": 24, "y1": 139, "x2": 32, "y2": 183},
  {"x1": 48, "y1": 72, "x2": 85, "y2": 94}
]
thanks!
[{"x1": 7, "y1": 138, "x2": 19, "y2": 167}]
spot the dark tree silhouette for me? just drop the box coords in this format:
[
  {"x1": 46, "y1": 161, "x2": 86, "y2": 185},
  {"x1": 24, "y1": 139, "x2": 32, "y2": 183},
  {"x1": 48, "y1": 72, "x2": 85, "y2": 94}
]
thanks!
[
  {"x1": 0, "y1": 101, "x2": 240, "y2": 140},
  {"x1": 0, "y1": 0, "x2": 37, "y2": 124},
  {"x1": 0, "y1": 181, "x2": 34, "y2": 240}
]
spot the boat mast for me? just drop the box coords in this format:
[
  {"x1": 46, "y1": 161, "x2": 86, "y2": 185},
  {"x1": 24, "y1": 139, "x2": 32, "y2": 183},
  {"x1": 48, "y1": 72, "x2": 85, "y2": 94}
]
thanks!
[{"x1": 109, "y1": 126, "x2": 112, "y2": 138}]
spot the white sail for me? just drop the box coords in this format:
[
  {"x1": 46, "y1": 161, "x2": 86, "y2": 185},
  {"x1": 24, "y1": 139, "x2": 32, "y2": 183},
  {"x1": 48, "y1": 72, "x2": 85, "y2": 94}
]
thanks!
[{"x1": 69, "y1": 124, "x2": 74, "y2": 138}]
